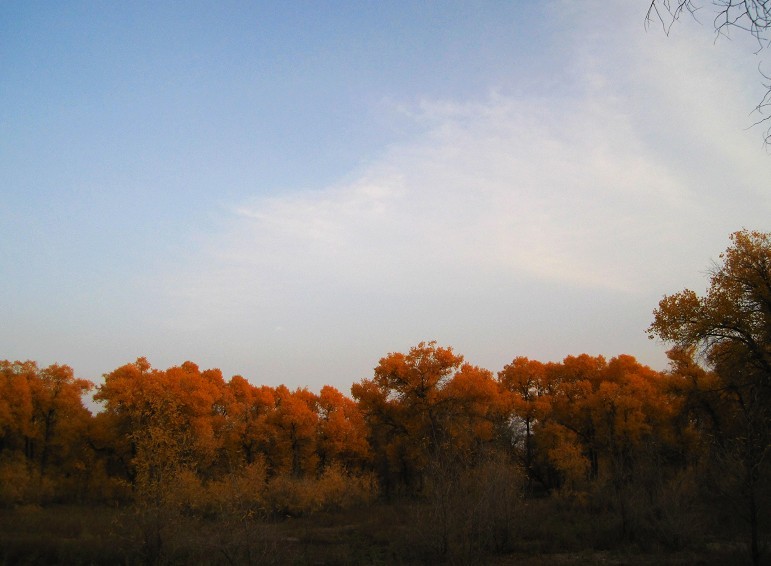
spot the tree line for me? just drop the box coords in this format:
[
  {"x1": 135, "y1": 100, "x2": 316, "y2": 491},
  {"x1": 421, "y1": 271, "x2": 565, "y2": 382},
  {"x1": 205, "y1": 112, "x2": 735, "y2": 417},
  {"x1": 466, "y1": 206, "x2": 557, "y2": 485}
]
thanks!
[
  {"x1": 1, "y1": 229, "x2": 769, "y2": 564},
  {"x1": 0, "y1": 342, "x2": 701, "y2": 509}
]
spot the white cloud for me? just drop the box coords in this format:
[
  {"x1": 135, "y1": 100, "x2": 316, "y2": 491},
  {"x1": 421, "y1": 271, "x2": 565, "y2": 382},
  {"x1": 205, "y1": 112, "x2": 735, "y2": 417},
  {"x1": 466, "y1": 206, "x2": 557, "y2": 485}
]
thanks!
[{"x1": 156, "y1": 1, "x2": 771, "y2": 388}]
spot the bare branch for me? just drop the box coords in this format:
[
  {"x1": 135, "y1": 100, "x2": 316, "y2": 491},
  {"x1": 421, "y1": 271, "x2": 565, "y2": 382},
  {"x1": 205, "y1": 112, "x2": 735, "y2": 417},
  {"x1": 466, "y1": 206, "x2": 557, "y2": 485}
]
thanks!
[
  {"x1": 648, "y1": 0, "x2": 771, "y2": 145},
  {"x1": 645, "y1": 0, "x2": 698, "y2": 34},
  {"x1": 749, "y1": 64, "x2": 771, "y2": 145},
  {"x1": 712, "y1": 0, "x2": 771, "y2": 49}
]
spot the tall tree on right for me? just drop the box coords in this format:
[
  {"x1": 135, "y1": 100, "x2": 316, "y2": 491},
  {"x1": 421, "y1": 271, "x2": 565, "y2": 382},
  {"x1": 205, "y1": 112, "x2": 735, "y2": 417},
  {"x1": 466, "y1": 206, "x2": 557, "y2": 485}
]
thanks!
[{"x1": 648, "y1": 229, "x2": 771, "y2": 565}]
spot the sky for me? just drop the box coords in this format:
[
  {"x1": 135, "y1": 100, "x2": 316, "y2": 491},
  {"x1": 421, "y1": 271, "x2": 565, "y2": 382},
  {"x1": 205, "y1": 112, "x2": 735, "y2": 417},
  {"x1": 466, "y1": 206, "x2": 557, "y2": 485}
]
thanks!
[{"x1": 2, "y1": 1, "x2": 770, "y2": 396}]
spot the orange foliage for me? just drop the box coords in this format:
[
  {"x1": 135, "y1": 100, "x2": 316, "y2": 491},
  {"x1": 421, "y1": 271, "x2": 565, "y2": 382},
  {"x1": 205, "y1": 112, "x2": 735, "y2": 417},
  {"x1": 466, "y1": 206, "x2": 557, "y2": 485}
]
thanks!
[
  {"x1": 0, "y1": 349, "x2": 689, "y2": 507},
  {"x1": 0, "y1": 360, "x2": 93, "y2": 504}
]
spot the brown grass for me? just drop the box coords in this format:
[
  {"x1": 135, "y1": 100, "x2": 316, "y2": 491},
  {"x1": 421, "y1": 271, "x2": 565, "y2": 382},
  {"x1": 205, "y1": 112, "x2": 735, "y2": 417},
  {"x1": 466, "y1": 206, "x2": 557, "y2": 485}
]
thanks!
[{"x1": 0, "y1": 500, "x2": 760, "y2": 565}]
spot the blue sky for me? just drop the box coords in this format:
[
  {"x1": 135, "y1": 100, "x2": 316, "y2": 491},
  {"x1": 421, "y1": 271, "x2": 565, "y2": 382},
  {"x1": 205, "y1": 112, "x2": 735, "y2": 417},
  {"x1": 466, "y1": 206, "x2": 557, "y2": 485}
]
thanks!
[{"x1": 2, "y1": 1, "x2": 770, "y2": 394}]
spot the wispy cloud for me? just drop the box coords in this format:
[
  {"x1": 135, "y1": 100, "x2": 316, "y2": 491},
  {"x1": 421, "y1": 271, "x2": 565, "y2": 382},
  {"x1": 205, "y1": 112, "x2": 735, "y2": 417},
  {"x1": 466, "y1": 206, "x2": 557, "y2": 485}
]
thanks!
[{"x1": 157, "y1": 2, "x2": 770, "y2": 387}]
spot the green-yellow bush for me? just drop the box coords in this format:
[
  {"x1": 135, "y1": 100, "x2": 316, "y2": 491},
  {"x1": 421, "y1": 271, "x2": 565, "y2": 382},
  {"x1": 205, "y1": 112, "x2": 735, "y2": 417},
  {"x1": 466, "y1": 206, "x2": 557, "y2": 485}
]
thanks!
[
  {"x1": 264, "y1": 464, "x2": 378, "y2": 517},
  {"x1": 0, "y1": 456, "x2": 34, "y2": 506},
  {"x1": 163, "y1": 459, "x2": 270, "y2": 518}
]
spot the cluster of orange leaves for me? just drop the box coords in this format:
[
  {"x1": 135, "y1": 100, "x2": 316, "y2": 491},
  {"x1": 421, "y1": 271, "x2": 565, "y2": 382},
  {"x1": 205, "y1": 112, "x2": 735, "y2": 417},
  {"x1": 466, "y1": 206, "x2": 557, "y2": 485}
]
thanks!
[{"x1": 0, "y1": 341, "x2": 698, "y2": 510}]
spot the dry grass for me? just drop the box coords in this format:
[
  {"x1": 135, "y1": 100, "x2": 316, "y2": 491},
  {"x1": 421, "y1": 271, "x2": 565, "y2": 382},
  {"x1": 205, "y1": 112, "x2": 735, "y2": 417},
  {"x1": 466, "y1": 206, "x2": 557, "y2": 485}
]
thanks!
[{"x1": 0, "y1": 500, "x2": 761, "y2": 565}]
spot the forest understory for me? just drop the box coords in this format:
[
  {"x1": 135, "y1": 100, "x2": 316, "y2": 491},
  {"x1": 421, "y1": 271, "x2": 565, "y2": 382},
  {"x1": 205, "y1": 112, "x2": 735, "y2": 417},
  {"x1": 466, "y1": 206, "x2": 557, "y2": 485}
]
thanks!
[{"x1": 0, "y1": 495, "x2": 762, "y2": 565}]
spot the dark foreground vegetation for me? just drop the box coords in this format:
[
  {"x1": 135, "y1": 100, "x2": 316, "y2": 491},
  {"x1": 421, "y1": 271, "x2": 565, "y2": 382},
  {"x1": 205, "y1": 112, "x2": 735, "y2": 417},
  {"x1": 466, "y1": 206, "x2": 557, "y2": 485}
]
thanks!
[
  {"x1": 0, "y1": 495, "x2": 760, "y2": 565},
  {"x1": 1, "y1": 230, "x2": 769, "y2": 565}
]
